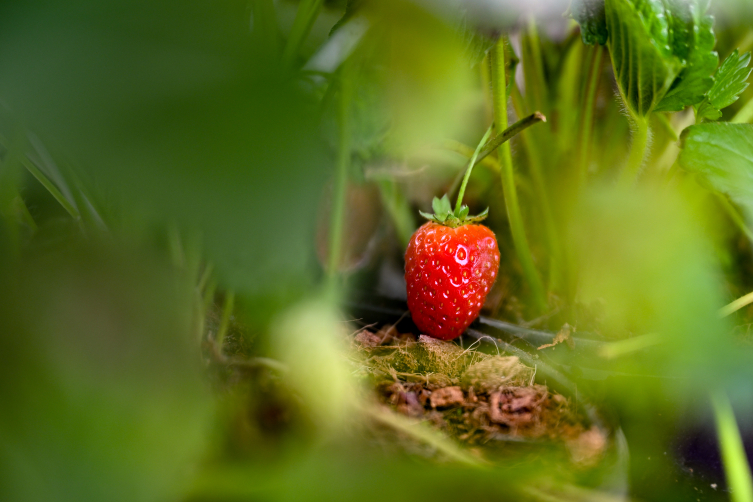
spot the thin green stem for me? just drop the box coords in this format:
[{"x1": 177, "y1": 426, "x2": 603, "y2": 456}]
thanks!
[
  {"x1": 442, "y1": 140, "x2": 501, "y2": 173},
  {"x1": 376, "y1": 180, "x2": 415, "y2": 248},
  {"x1": 474, "y1": 113, "x2": 546, "y2": 169},
  {"x1": 521, "y1": 18, "x2": 547, "y2": 113},
  {"x1": 620, "y1": 116, "x2": 651, "y2": 184},
  {"x1": 578, "y1": 45, "x2": 603, "y2": 183},
  {"x1": 510, "y1": 85, "x2": 562, "y2": 293},
  {"x1": 198, "y1": 263, "x2": 214, "y2": 293},
  {"x1": 282, "y1": 0, "x2": 324, "y2": 67},
  {"x1": 445, "y1": 142, "x2": 534, "y2": 199},
  {"x1": 716, "y1": 192, "x2": 753, "y2": 246},
  {"x1": 491, "y1": 41, "x2": 548, "y2": 314},
  {"x1": 326, "y1": 63, "x2": 352, "y2": 290},
  {"x1": 360, "y1": 402, "x2": 484, "y2": 467},
  {"x1": 216, "y1": 291, "x2": 235, "y2": 351},
  {"x1": 194, "y1": 264, "x2": 214, "y2": 342},
  {"x1": 599, "y1": 332, "x2": 665, "y2": 359},
  {"x1": 654, "y1": 112, "x2": 678, "y2": 141},
  {"x1": 711, "y1": 391, "x2": 753, "y2": 502},
  {"x1": 454, "y1": 126, "x2": 493, "y2": 214},
  {"x1": 20, "y1": 156, "x2": 79, "y2": 219},
  {"x1": 13, "y1": 195, "x2": 37, "y2": 231},
  {"x1": 201, "y1": 278, "x2": 218, "y2": 340},
  {"x1": 719, "y1": 290, "x2": 753, "y2": 318}
]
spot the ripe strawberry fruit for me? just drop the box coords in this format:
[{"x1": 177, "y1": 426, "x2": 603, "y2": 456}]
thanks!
[{"x1": 405, "y1": 195, "x2": 500, "y2": 340}]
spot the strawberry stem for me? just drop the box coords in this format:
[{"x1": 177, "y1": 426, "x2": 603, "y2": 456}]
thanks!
[
  {"x1": 454, "y1": 125, "x2": 493, "y2": 215},
  {"x1": 452, "y1": 113, "x2": 546, "y2": 218},
  {"x1": 474, "y1": 112, "x2": 546, "y2": 168},
  {"x1": 620, "y1": 115, "x2": 651, "y2": 185}
]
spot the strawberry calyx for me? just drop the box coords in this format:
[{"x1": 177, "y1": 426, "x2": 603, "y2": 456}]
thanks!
[{"x1": 418, "y1": 194, "x2": 489, "y2": 229}]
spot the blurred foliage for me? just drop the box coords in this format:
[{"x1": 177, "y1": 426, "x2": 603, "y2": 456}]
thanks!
[
  {"x1": 0, "y1": 0, "x2": 329, "y2": 305},
  {"x1": 0, "y1": 223, "x2": 210, "y2": 502}
]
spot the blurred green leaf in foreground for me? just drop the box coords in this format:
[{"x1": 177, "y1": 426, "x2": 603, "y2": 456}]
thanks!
[
  {"x1": 0, "y1": 0, "x2": 330, "y2": 309},
  {"x1": 0, "y1": 223, "x2": 211, "y2": 502}
]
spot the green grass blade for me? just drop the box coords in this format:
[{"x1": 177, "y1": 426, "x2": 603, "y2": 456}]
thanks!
[
  {"x1": 282, "y1": 0, "x2": 324, "y2": 67},
  {"x1": 20, "y1": 156, "x2": 79, "y2": 219},
  {"x1": 711, "y1": 391, "x2": 753, "y2": 502}
]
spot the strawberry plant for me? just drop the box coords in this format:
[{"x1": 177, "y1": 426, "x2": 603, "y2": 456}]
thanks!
[{"x1": 4, "y1": 0, "x2": 753, "y2": 501}]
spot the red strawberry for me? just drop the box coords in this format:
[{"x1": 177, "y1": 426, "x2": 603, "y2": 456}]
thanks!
[{"x1": 405, "y1": 196, "x2": 500, "y2": 340}]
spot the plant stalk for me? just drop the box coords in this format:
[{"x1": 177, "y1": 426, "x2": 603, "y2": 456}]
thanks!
[
  {"x1": 282, "y1": 0, "x2": 324, "y2": 67},
  {"x1": 376, "y1": 179, "x2": 415, "y2": 249},
  {"x1": 361, "y1": 402, "x2": 483, "y2": 467},
  {"x1": 620, "y1": 116, "x2": 651, "y2": 184},
  {"x1": 445, "y1": 112, "x2": 546, "y2": 200},
  {"x1": 510, "y1": 86, "x2": 562, "y2": 292},
  {"x1": 716, "y1": 193, "x2": 753, "y2": 246},
  {"x1": 20, "y1": 156, "x2": 80, "y2": 219},
  {"x1": 454, "y1": 126, "x2": 493, "y2": 214},
  {"x1": 326, "y1": 62, "x2": 352, "y2": 291},
  {"x1": 578, "y1": 45, "x2": 603, "y2": 183},
  {"x1": 474, "y1": 113, "x2": 546, "y2": 169},
  {"x1": 216, "y1": 291, "x2": 235, "y2": 351},
  {"x1": 719, "y1": 291, "x2": 753, "y2": 318},
  {"x1": 443, "y1": 140, "x2": 501, "y2": 173},
  {"x1": 490, "y1": 41, "x2": 548, "y2": 313},
  {"x1": 521, "y1": 18, "x2": 547, "y2": 113},
  {"x1": 711, "y1": 391, "x2": 753, "y2": 502}
]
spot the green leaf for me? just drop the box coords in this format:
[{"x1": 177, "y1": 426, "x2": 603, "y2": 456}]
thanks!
[
  {"x1": 431, "y1": 196, "x2": 442, "y2": 215},
  {"x1": 696, "y1": 101, "x2": 723, "y2": 120},
  {"x1": 678, "y1": 123, "x2": 753, "y2": 211},
  {"x1": 458, "y1": 205, "x2": 469, "y2": 219},
  {"x1": 465, "y1": 207, "x2": 489, "y2": 223},
  {"x1": 697, "y1": 50, "x2": 752, "y2": 121},
  {"x1": 572, "y1": 0, "x2": 608, "y2": 46},
  {"x1": 710, "y1": 50, "x2": 752, "y2": 109},
  {"x1": 329, "y1": 0, "x2": 365, "y2": 36},
  {"x1": 654, "y1": 0, "x2": 717, "y2": 112},
  {"x1": 418, "y1": 210, "x2": 435, "y2": 221},
  {"x1": 605, "y1": 0, "x2": 681, "y2": 117},
  {"x1": 438, "y1": 194, "x2": 452, "y2": 214}
]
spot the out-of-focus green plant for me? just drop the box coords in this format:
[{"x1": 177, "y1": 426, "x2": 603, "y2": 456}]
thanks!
[
  {"x1": 0, "y1": 226, "x2": 210, "y2": 502},
  {"x1": 571, "y1": 185, "x2": 729, "y2": 380},
  {"x1": 270, "y1": 299, "x2": 356, "y2": 433},
  {"x1": 573, "y1": 0, "x2": 752, "y2": 183},
  {"x1": 4, "y1": 0, "x2": 753, "y2": 500}
]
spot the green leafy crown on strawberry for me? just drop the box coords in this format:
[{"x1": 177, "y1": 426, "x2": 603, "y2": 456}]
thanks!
[{"x1": 419, "y1": 194, "x2": 488, "y2": 229}]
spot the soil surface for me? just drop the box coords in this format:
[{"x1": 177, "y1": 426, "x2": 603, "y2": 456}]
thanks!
[{"x1": 349, "y1": 325, "x2": 607, "y2": 466}]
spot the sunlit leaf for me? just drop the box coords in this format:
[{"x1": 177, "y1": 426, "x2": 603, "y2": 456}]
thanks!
[
  {"x1": 654, "y1": 0, "x2": 717, "y2": 112},
  {"x1": 678, "y1": 122, "x2": 753, "y2": 210},
  {"x1": 600, "y1": 0, "x2": 717, "y2": 116},
  {"x1": 697, "y1": 50, "x2": 752, "y2": 121},
  {"x1": 0, "y1": 0, "x2": 330, "y2": 301},
  {"x1": 605, "y1": 0, "x2": 681, "y2": 116}
]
